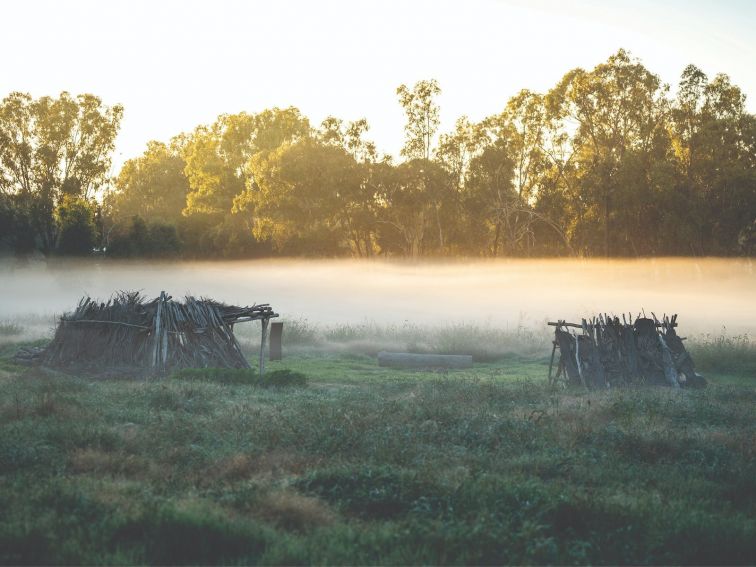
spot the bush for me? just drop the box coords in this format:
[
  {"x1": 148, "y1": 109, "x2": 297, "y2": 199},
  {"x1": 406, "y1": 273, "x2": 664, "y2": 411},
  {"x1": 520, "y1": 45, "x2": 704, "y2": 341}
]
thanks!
[
  {"x1": 56, "y1": 196, "x2": 98, "y2": 256},
  {"x1": 295, "y1": 465, "x2": 443, "y2": 520},
  {"x1": 171, "y1": 367, "x2": 307, "y2": 387},
  {"x1": 108, "y1": 216, "x2": 181, "y2": 258},
  {"x1": 115, "y1": 505, "x2": 270, "y2": 565}
]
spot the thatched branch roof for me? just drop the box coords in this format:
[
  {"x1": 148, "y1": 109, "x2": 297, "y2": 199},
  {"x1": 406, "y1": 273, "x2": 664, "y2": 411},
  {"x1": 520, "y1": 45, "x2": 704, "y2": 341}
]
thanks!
[{"x1": 42, "y1": 291, "x2": 277, "y2": 374}]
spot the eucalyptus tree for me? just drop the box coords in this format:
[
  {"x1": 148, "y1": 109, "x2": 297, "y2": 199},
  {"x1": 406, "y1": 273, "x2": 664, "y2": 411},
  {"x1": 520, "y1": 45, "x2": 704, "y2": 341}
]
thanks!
[
  {"x1": 546, "y1": 49, "x2": 670, "y2": 255},
  {"x1": 373, "y1": 159, "x2": 450, "y2": 257},
  {"x1": 317, "y1": 116, "x2": 384, "y2": 255},
  {"x1": 0, "y1": 91, "x2": 122, "y2": 252},
  {"x1": 179, "y1": 107, "x2": 310, "y2": 255},
  {"x1": 671, "y1": 66, "x2": 756, "y2": 254},
  {"x1": 397, "y1": 79, "x2": 441, "y2": 161},
  {"x1": 108, "y1": 138, "x2": 189, "y2": 226},
  {"x1": 238, "y1": 138, "x2": 362, "y2": 255}
]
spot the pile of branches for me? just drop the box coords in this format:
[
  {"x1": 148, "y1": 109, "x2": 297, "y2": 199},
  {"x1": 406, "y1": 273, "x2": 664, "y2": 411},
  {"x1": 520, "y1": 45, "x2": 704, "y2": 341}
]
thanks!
[
  {"x1": 40, "y1": 291, "x2": 277, "y2": 374},
  {"x1": 548, "y1": 314, "x2": 706, "y2": 389}
]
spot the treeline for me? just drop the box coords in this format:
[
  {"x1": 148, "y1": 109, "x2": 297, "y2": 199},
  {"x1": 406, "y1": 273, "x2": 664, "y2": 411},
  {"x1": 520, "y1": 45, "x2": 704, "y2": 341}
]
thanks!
[{"x1": 1, "y1": 50, "x2": 754, "y2": 259}]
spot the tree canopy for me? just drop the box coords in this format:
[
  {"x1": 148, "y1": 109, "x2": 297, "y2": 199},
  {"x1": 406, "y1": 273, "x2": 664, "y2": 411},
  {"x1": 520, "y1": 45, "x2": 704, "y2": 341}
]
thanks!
[
  {"x1": 1, "y1": 50, "x2": 754, "y2": 258},
  {"x1": 0, "y1": 91, "x2": 122, "y2": 253}
]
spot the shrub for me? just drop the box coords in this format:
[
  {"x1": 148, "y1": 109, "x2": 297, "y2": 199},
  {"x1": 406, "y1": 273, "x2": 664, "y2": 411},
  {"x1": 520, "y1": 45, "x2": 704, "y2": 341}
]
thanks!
[
  {"x1": 171, "y1": 367, "x2": 307, "y2": 387},
  {"x1": 108, "y1": 216, "x2": 181, "y2": 258},
  {"x1": 56, "y1": 196, "x2": 98, "y2": 256},
  {"x1": 261, "y1": 369, "x2": 308, "y2": 388},
  {"x1": 113, "y1": 504, "x2": 271, "y2": 564},
  {"x1": 295, "y1": 465, "x2": 443, "y2": 520}
]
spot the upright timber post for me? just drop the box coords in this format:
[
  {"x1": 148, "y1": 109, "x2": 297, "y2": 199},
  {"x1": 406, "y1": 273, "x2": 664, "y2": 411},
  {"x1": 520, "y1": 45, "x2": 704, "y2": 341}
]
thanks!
[
  {"x1": 269, "y1": 321, "x2": 283, "y2": 361},
  {"x1": 152, "y1": 291, "x2": 166, "y2": 375},
  {"x1": 259, "y1": 317, "x2": 269, "y2": 376}
]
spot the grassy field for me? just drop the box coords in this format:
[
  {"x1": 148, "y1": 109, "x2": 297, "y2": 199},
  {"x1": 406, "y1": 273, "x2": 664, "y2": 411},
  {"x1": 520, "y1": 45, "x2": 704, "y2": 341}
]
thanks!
[{"x1": 0, "y1": 330, "x2": 754, "y2": 565}]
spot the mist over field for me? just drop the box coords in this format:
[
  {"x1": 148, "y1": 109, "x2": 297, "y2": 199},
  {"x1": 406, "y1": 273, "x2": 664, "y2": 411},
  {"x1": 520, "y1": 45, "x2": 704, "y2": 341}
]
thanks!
[{"x1": 1, "y1": 257, "x2": 754, "y2": 338}]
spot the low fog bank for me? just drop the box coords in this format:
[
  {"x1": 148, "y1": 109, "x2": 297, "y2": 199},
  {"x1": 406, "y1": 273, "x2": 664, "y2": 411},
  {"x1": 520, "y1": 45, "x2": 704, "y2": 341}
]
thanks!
[{"x1": 1, "y1": 258, "x2": 754, "y2": 342}]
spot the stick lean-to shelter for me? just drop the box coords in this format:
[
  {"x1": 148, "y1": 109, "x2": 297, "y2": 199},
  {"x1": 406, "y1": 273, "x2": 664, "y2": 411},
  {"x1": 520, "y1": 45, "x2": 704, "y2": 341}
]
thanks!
[
  {"x1": 547, "y1": 313, "x2": 706, "y2": 389},
  {"x1": 40, "y1": 291, "x2": 278, "y2": 376}
]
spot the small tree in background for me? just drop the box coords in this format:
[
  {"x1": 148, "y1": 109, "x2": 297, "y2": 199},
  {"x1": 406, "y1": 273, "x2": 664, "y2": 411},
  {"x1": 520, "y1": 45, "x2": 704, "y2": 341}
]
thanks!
[
  {"x1": 56, "y1": 196, "x2": 97, "y2": 255},
  {"x1": 108, "y1": 215, "x2": 181, "y2": 258}
]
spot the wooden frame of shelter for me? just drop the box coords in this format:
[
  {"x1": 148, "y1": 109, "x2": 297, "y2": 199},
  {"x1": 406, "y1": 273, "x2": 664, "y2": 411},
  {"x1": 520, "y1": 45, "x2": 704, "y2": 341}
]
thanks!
[
  {"x1": 547, "y1": 313, "x2": 704, "y2": 389},
  {"x1": 41, "y1": 291, "x2": 279, "y2": 376}
]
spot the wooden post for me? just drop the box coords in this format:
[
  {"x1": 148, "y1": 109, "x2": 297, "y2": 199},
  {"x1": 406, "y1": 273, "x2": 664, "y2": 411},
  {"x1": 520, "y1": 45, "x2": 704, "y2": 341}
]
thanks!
[
  {"x1": 574, "y1": 334, "x2": 587, "y2": 389},
  {"x1": 269, "y1": 321, "x2": 283, "y2": 361},
  {"x1": 259, "y1": 317, "x2": 269, "y2": 377},
  {"x1": 547, "y1": 341, "x2": 557, "y2": 385},
  {"x1": 152, "y1": 291, "x2": 164, "y2": 372},
  {"x1": 658, "y1": 332, "x2": 680, "y2": 389}
]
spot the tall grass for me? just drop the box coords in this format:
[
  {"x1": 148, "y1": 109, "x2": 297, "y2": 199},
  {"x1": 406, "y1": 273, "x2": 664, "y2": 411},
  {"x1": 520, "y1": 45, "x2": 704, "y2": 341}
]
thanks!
[
  {"x1": 235, "y1": 318, "x2": 551, "y2": 362},
  {"x1": 0, "y1": 321, "x2": 23, "y2": 337},
  {"x1": 0, "y1": 314, "x2": 56, "y2": 346},
  {"x1": 688, "y1": 331, "x2": 756, "y2": 376},
  {"x1": 235, "y1": 319, "x2": 756, "y2": 374}
]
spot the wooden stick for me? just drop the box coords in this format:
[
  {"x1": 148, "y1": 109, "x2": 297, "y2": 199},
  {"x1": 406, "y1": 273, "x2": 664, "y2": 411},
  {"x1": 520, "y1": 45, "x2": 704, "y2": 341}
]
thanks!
[
  {"x1": 259, "y1": 317, "x2": 269, "y2": 377},
  {"x1": 575, "y1": 334, "x2": 587, "y2": 389},
  {"x1": 657, "y1": 332, "x2": 680, "y2": 389},
  {"x1": 152, "y1": 292, "x2": 163, "y2": 369},
  {"x1": 547, "y1": 341, "x2": 557, "y2": 385},
  {"x1": 548, "y1": 321, "x2": 676, "y2": 328},
  {"x1": 61, "y1": 320, "x2": 151, "y2": 330}
]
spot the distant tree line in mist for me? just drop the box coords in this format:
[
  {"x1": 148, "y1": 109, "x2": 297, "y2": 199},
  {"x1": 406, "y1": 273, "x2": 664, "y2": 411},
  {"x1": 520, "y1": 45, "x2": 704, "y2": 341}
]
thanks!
[{"x1": 1, "y1": 49, "x2": 754, "y2": 259}]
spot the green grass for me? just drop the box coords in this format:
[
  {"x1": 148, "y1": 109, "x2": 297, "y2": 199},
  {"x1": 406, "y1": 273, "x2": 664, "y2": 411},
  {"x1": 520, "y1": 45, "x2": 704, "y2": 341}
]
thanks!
[
  {"x1": 0, "y1": 338, "x2": 754, "y2": 565},
  {"x1": 688, "y1": 331, "x2": 756, "y2": 377},
  {"x1": 172, "y1": 368, "x2": 308, "y2": 388},
  {"x1": 234, "y1": 319, "x2": 551, "y2": 361}
]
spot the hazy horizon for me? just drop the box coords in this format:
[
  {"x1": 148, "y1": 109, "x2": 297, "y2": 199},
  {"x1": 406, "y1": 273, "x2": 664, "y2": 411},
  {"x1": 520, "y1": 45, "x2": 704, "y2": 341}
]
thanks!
[{"x1": 2, "y1": 257, "x2": 754, "y2": 336}]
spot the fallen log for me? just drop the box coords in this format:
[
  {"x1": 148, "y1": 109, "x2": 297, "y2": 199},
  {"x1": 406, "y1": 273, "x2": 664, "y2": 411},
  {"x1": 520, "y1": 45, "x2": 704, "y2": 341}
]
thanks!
[{"x1": 377, "y1": 352, "x2": 473, "y2": 369}]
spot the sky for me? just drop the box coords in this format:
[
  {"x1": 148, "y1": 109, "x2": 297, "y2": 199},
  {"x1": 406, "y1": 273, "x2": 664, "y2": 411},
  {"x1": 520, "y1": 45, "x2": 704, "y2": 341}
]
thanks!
[{"x1": 2, "y1": 0, "x2": 755, "y2": 171}]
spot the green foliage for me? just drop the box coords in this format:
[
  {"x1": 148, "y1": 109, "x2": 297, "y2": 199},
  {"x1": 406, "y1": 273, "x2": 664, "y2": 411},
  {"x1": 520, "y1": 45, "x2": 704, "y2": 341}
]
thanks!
[
  {"x1": 107, "y1": 139, "x2": 189, "y2": 227},
  {"x1": 238, "y1": 139, "x2": 362, "y2": 255},
  {"x1": 178, "y1": 108, "x2": 310, "y2": 257},
  {"x1": 107, "y1": 215, "x2": 181, "y2": 258},
  {"x1": 0, "y1": 91, "x2": 122, "y2": 254},
  {"x1": 172, "y1": 367, "x2": 308, "y2": 387},
  {"x1": 115, "y1": 505, "x2": 271, "y2": 565},
  {"x1": 397, "y1": 79, "x2": 442, "y2": 161},
  {"x1": 55, "y1": 196, "x2": 98, "y2": 255},
  {"x1": 0, "y1": 197, "x2": 36, "y2": 254},
  {"x1": 2, "y1": 52, "x2": 754, "y2": 260}
]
